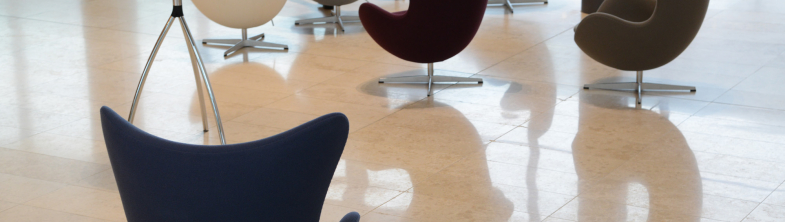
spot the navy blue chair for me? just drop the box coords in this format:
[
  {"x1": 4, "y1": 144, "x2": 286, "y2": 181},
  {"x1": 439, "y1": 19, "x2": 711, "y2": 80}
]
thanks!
[{"x1": 99, "y1": 106, "x2": 360, "y2": 222}]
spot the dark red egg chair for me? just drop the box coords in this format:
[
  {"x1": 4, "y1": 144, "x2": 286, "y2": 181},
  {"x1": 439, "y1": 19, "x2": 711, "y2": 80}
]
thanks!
[{"x1": 359, "y1": 0, "x2": 488, "y2": 96}]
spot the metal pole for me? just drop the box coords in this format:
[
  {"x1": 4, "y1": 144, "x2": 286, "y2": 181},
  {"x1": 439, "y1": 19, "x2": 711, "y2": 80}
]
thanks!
[
  {"x1": 181, "y1": 22, "x2": 210, "y2": 132},
  {"x1": 636, "y1": 70, "x2": 643, "y2": 104},
  {"x1": 180, "y1": 17, "x2": 227, "y2": 145},
  {"x1": 427, "y1": 63, "x2": 434, "y2": 96},
  {"x1": 128, "y1": 17, "x2": 176, "y2": 123}
]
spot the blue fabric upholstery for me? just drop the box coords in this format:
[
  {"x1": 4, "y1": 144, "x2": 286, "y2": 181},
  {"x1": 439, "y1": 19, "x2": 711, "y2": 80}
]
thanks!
[
  {"x1": 340, "y1": 211, "x2": 361, "y2": 222},
  {"x1": 99, "y1": 106, "x2": 358, "y2": 222}
]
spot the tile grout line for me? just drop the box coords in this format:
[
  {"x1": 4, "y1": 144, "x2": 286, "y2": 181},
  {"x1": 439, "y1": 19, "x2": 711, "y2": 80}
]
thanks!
[{"x1": 738, "y1": 178, "x2": 785, "y2": 222}]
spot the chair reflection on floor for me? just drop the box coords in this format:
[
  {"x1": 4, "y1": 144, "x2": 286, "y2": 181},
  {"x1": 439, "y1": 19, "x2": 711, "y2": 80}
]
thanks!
[
  {"x1": 571, "y1": 92, "x2": 702, "y2": 221},
  {"x1": 335, "y1": 99, "x2": 515, "y2": 220}
]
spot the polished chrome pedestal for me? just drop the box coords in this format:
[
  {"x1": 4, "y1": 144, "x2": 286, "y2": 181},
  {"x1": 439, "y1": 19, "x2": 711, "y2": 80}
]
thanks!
[
  {"x1": 128, "y1": 0, "x2": 227, "y2": 145},
  {"x1": 488, "y1": 0, "x2": 548, "y2": 13},
  {"x1": 202, "y1": 28, "x2": 288, "y2": 57},
  {"x1": 583, "y1": 71, "x2": 696, "y2": 104},
  {"x1": 379, "y1": 63, "x2": 483, "y2": 97},
  {"x1": 294, "y1": 6, "x2": 360, "y2": 32}
]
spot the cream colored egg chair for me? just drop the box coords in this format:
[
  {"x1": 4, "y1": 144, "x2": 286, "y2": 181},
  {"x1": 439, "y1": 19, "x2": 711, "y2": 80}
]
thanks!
[{"x1": 193, "y1": 0, "x2": 288, "y2": 56}]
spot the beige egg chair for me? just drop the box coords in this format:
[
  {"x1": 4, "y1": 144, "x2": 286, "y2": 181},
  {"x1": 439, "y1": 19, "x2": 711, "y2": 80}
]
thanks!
[{"x1": 193, "y1": 0, "x2": 288, "y2": 56}]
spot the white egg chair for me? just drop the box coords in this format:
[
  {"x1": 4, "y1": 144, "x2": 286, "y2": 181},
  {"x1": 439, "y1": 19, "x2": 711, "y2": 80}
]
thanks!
[{"x1": 193, "y1": 0, "x2": 288, "y2": 56}]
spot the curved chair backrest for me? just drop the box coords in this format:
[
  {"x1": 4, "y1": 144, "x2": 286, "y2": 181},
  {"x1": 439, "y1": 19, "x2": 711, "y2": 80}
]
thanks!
[
  {"x1": 192, "y1": 0, "x2": 287, "y2": 29},
  {"x1": 359, "y1": 0, "x2": 488, "y2": 63},
  {"x1": 574, "y1": 0, "x2": 709, "y2": 70},
  {"x1": 99, "y1": 106, "x2": 350, "y2": 221}
]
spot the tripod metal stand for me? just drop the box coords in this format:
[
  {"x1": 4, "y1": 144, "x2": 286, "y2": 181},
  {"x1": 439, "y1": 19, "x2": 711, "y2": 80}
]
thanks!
[{"x1": 128, "y1": 0, "x2": 227, "y2": 144}]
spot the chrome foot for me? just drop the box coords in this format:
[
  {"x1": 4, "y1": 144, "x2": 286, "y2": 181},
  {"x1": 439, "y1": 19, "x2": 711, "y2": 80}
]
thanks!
[
  {"x1": 378, "y1": 63, "x2": 482, "y2": 96},
  {"x1": 583, "y1": 82, "x2": 695, "y2": 92},
  {"x1": 379, "y1": 76, "x2": 484, "y2": 84},
  {"x1": 294, "y1": 6, "x2": 360, "y2": 32},
  {"x1": 582, "y1": 71, "x2": 696, "y2": 104},
  {"x1": 202, "y1": 29, "x2": 287, "y2": 57}
]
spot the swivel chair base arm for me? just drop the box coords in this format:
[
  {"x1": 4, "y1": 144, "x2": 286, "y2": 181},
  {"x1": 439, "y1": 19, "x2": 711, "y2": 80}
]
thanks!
[
  {"x1": 488, "y1": 0, "x2": 548, "y2": 13},
  {"x1": 583, "y1": 71, "x2": 696, "y2": 104},
  {"x1": 378, "y1": 63, "x2": 483, "y2": 97},
  {"x1": 203, "y1": 28, "x2": 288, "y2": 57},
  {"x1": 128, "y1": 2, "x2": 227, "y2": 144},
  {"x1": 295, "y1": 6, "x2": 360, "y2": 32}
]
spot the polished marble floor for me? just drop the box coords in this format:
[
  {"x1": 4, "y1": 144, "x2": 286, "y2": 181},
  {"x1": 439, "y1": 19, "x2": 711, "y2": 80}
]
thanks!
[{"x1": 1, "y1": 0, "x2": 785, "y2": 221}]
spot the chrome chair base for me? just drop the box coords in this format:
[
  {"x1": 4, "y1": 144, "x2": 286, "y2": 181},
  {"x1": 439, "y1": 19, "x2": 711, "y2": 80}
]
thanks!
[
  {"x1": 202, "y1": 28, "x2": 288, "y2": 57},
  {"x1": 129, "y1": 2, "x2": 227, "y2": 145},
  {"x1": 294, "y1": 6, "x2": 360, "y2": 32},
  {"x1": 488, "y1": 0, "x2": 548, "y2": 13},
  {"x1": 379, "y1": 63, "x2": 483, "y2": 97},
  {"x1": 583, "y1": 71, "x2": 696, "y2": 104}
]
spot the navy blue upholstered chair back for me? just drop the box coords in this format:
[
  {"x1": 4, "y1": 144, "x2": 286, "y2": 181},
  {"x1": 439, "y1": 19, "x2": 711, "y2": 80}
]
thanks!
[{"x1": 100, "y1": 106, "x2": 352, "y2": 222}]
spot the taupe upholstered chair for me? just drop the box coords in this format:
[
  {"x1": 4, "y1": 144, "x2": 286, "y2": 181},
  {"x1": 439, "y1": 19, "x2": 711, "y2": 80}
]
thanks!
[{"x1": 575, "y1": 0, "x2": 709, "y2": 104}]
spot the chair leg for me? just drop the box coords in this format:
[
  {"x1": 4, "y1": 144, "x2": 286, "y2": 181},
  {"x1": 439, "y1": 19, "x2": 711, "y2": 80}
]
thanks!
[
  {"x1": 223, "y1": 42, "x2": 247, "y2": 57},
  {"x1": 504, "y1": 0, "x2": 515, "y2": 13},
  {"x1": 249, "y1": 33, "x2": 265, "y2": 40},
  {"x1": 128, "y1": 15, "x2": 227, "y2": 144},
  {"x1": 378, "y1": 63, "x2": 483, "y2": 96},
  {"x1": 203, "y1": 29, "x2": 287, "y2": 57},
  {"x1": 129, "y1": 16, "x2": 176, "y2": 124},
  {"x1": 294, "y1": 6, "x2": 360, "y2": 32},
  {"x1": 180, "y1": 17, "x2": 227, "y2": 144},
  {"x1": 294, "y1": 16, "x2": 338, "y2": 25},
  {"x1": 202, "y1": 39, "x2": 241, "y2": 45},
  {"x1": 583, "y1": 71, "x2": 696, "y2": 104},
  {"x1": 337, "y1": 16, "x2": 345, "y2": 32},
  {"x1": 491, "y1": 0, "x2": 548, "y2": 13}
]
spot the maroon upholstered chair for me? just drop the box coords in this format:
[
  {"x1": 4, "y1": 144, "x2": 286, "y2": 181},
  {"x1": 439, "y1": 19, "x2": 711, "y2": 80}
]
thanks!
[{"x1": 359, "y1": 0, "x2": 487, "y2": 96}]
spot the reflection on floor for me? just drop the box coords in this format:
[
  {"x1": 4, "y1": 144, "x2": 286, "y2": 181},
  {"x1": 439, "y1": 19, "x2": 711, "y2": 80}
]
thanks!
[{"x1": 1, "y1": 0, "x2": 785, "y2": 221}]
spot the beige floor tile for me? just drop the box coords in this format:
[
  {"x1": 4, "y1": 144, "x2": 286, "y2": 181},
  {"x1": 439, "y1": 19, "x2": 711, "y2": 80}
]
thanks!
[
  {"x1": 679, "y1": 116, "x2": 785, "y2": 145},
  {"x1": 230, "y1": 107, "x2": 321, "y2": 129},
  {"x1": 373, "y1": 192, "x2": 522, "y2": 222},
  {"x1": 0, "y1": 173, "x2": 65, "y2": 204},
  {"x1": 25, "y1": 186, "x2": 125, "y2": 222},
  {"x1": 74, "y1": 169, "x2": 117, "y2": 192},
  {"x1": 319, "y1": 204, "x2": 363, "y2": 222},
  {"x1": 743, "y1": 203, "x2": 785, "y2": 222},
  {"x1": 700, "y1": 172, "x2": 781, "y2": 203},
  {"x1": 4, "y1": 133, "x2": 110, "y2": 164},
  {"x1": 360, "y1": 212, "x2": 411, "y2": 222},
  {"x1": 0, "y1": 126, "x2": 38, "y2": 146},
  {"x1": 341, "y1": 140, "x2": 464, "y2": 174},
  {"x1": 440, "y1": 157, "x2": 583, "y2": 196},
  {"x1": 0, "y1": 200, "x2": 14, "y2": 213},
  {"x1": 324, "y1": 181, "x2": 403, "y2": 214},
  {"x1": 684, "y1": 132, "x2": 785, "y2": 163},
  {"x1": 763, "y1": 184, "x2": 785, "y2": 207},
  {"x1": 0, "y1": 148, "x2": 110, "y2": 184},
  {"x1": 701, "y1": 194, "x2": 760, "y2": 221},
  {"x1": 693, "y1": 151, "x2": 785, "y2": 183},
  {"x1": 0, "y1": 105, "x2": 83, "y2": 133},
  {"x1": 0, "y1": 205, "x2": 114, "y2": 222},
  {"x1": 266, "y1": 95, "x2": 397, "y2": 132}
]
